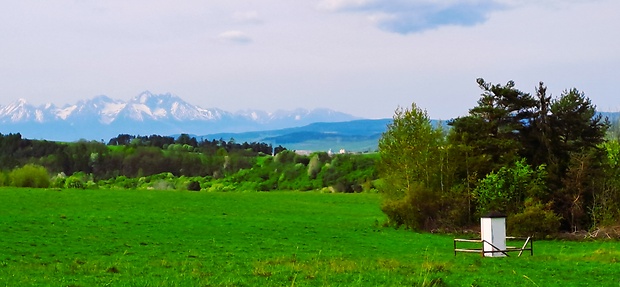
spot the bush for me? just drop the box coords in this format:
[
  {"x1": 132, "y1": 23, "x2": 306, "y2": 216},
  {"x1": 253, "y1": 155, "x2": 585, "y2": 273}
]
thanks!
[
  {"x1": 274, "y1": 150, "x2": 296, "y2": 164},
  {"x1": 9, "y1": 164, "x2": 50, "y2": 188},
  {"x1": 206, "y1": 183, "x2": 235, "y2": 192},
  {"x1": 50, "y1": 172, "x2": 67, "y2": 188},
  {"x1": 187, "y1": 180, "x2": 201, "y2": 191},
  {"x1": 474, "y1": 159, "x2": 547, "y2": 216},
  {"x1": 508, "y1": 199, "x2": 561, "y2": 237},
  {"x1": 64, "y1": 176, "x2": 85, "y2": 189},
  {"x1": 63, "y1": 172, "x2": 93, "y2": 189},
  {"x1": 114, "y1": 176, "x2": 138, "y2": 189},
  {"x1": 152, "y1": 180, "x2": 175, "y2": 190},
  {"x1": 442, "y1": 186, "x2": 475, "y2": 230},
  {"x1": 0, "y1": 172, "x2": 8, "y2": 187},
  {"x1": 85, "y1": 180, "x2": 99, "y2": 189},
  {"x1": 307, "y1": 154, "x2": 322, "y2": 179},
  {"x1": 381, "y1": 183, "x2": 441, "y2": 230}
]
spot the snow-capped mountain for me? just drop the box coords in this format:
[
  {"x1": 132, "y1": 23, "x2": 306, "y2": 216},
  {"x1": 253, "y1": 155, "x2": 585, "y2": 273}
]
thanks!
[
  {"x1": 0, "y1": 92, "x2": 359, "y2": 141},
  {"x1": 0, "y1": 99, "x2": 40, "y2": 122},
  {"x1": 114, "y1": 92, "x2": 228, "y2": 122}
]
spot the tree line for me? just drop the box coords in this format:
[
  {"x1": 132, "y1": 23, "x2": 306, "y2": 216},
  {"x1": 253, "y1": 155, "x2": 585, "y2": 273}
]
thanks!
[
  {"x1": 379, "y1": 79, "x2": 619, "y2": 235},
  {"x1": 0, "y1": 132, "x2": 377, "y2": 193},
  {"x1": 0, "y1": 133, "x2": 285, "y2": 180}
]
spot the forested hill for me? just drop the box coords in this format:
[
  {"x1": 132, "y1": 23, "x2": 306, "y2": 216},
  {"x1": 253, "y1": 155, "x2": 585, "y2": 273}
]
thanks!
[
  {"x1": 194, "y1": 119, "x2": 448, "y2": 152},
  {"x1": 194, "y1": 119, "x2": 389, "y2": 152}
]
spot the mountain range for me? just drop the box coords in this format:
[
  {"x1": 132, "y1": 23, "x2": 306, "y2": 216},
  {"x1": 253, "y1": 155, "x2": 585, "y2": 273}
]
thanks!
[
  {"x1": 192, "y1": 119, "x2": 395, "y2": 153},
  {"x1": 0, "y1": 92, "x2": 360, "y2": 142},
  {"x1": 3, "y1": 92, "x2": 616, "y2": 152}
]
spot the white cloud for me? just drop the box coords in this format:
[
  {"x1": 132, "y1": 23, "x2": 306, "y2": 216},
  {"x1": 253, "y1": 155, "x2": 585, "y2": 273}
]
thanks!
[
  {"x1": 218, "y1": 30, "x2": 253, "y2": 44},
  {"x1": 319, "y1": 0, "x2": 504, "y2": 34},
  {"x1": 317, "y1": 0, "x2": 376, "y2": 11}
]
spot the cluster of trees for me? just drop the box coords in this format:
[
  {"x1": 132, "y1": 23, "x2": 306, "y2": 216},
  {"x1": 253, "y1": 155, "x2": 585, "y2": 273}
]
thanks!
[
  {"x1": 379, "y1": 79, "x2": 619, "y2": 235},
  {"x1": 107, "y1": 134, "x2": 286, "y2": 156},
  {"x1": 218, "y1": 150, "x2": 377, "y2": 193},
  {"x1": 0, "y1": 133, "x2": 286, "y2": 180},
  {"x1": 0, "y1": 133, "x2": 378, "y2": 193}
]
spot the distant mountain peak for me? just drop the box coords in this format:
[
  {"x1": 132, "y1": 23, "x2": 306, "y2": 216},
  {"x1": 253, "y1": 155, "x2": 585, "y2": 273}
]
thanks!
[
  {"x1": 133, "y1": 90, "x2": 157, "y2": 104},
  {"x1": 0, "y1": 98, "x2": 36, "y2": 122},
  {"x1": 0, "y1": 92, "x2": 361, "y2": 141}
]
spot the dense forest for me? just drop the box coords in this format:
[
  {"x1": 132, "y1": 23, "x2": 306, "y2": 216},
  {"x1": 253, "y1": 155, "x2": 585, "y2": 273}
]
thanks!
[
  {"x1": 379, "y1": 79, "x2": 620, "y2": 235},
  {"x1": 0, "y1": 132, "x2": 378, "y2": 193}
]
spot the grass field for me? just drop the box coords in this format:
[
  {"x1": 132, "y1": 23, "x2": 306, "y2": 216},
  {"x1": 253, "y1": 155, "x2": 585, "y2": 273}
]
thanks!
[{"x1": 0, "y1": 188, "x2": 619, "y2": 286}]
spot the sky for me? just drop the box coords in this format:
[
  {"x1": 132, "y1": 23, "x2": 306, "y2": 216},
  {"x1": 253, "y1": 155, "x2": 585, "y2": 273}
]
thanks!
[{"x1": 1, "y1": 0, "x2": 619, "y2": 120}]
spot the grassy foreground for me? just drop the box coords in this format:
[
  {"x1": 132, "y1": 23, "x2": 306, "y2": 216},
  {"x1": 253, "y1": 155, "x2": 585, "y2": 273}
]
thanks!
[{"x1": 0, "y1": 188, "x2": 618, "y2": 286}]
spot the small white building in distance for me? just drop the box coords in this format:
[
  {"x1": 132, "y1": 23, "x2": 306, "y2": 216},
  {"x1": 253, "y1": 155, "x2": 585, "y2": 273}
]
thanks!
[
  {"x1": 294, "y1": 150, "x2": 312, "y2": 156},
  {"x1": 328, "y1": 148, "x2": 347, "y2": 156}
]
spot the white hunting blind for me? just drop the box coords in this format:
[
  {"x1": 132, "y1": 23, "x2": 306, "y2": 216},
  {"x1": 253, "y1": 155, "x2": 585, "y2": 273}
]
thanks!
[{"x1": 480, "y1": 211, "x2": 507, "y2": 257}]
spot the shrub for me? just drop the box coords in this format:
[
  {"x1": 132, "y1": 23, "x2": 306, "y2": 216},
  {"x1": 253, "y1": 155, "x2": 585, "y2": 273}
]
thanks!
[
  {"x1": 9, "y1": 164, "x2": 50, "y2": 188},
  {"x1": 114, "y1": 176, "x2": 138, "y2": 189},
  {"x1": 187, "y1": 180, "x2": 201, "y2": 191},
  {"x1": 0, "y1": 172, "x2": 8, "y2": 187},
  {"x1": 474, "y1": 159, "x2": 547, "y2": 216},
  {"x1": 64, "y1": 176, "x2": 85, "y2": 189},
  {"x1": 508, "y1": 199, "x2": 561, "y2": 237},
  {"x1": 381, "y1": 183, "x2": 441, "y2": 230},
  {"x1": 85, "y1": 180, "x2": 99, "y2": 189},
  {"x1": 307, "y1": 154, "x2": 322, "y2": 179},
  {"x1": 152, "y1": 180, "x2": 175, "y2": 190},
  {"x1": 274, "y1": 150, "x2": 296, "y2": 164},
  {"x1": 436, "y1": 185, "x2": 474, "y2": 230},
  {"x1": 50, "y1": 172, "x2": 67, "y2": 188},
  {"x1": 206, "y1": 183, "x2": 235, "y2": 192}
]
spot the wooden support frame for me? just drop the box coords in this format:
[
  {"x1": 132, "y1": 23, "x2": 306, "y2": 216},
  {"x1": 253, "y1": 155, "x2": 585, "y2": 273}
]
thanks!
[{"x1": 453, "y1": 236, "x2": 533, "y2": 257}]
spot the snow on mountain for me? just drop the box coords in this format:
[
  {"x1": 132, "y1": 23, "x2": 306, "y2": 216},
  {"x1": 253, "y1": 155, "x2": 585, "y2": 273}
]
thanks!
[
  {"x1": 0, "y1": 92, "x2": 360, "y2": 141},
  {"x1": 0, "y1": 99, "x2": 33, "y2": 122},
  {"x1": 235, "y1": 109, "x2": 273, "y2": 123},
  {"x1": 0, "y1": 98, "x2": 64, "y2": 123},
  {"x1": 49, "y1": 95, "x2": 125, "y2": 125},
  {"x1": 116, "y1": 91, "x2": 229, "y2": 122},
  {"x1": 57, "y1": 105, "x2": 77, "y2": 120}
]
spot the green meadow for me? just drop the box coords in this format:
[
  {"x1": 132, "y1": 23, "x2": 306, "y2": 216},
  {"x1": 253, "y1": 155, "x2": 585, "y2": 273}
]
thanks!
[{"x1": 0, "y1": 188, "x2": 618, "y2": 286}]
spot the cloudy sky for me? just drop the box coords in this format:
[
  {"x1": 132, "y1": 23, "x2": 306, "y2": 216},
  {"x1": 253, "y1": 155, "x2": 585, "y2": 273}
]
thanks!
[{"x1": 1, "y1": 0, "x2": 618, "y2": 119}]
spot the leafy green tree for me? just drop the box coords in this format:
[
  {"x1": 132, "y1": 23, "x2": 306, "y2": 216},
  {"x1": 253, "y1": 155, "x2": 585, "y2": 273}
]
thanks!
[
  {"x1": 591, "y1": 140, "x2": 620, "y2": 226},
  {"x1": 175, "y1": 134, "x2": 198, "y2": 147},
  {"x1": 474, "y1": 159, "x2": 547, "y2": 215},
  {"x1": 0, "y1": 133, "x2": 24, "y2": 169},
  {"x1": 379, "y1": 103, "x2": 443, "y2": 191},
  {"x1": 378, "y1": 103, "x2": 445, "y2": 229},
  {"x1": 274, "y1": 150, "x2": 296, "y2": 164}
]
